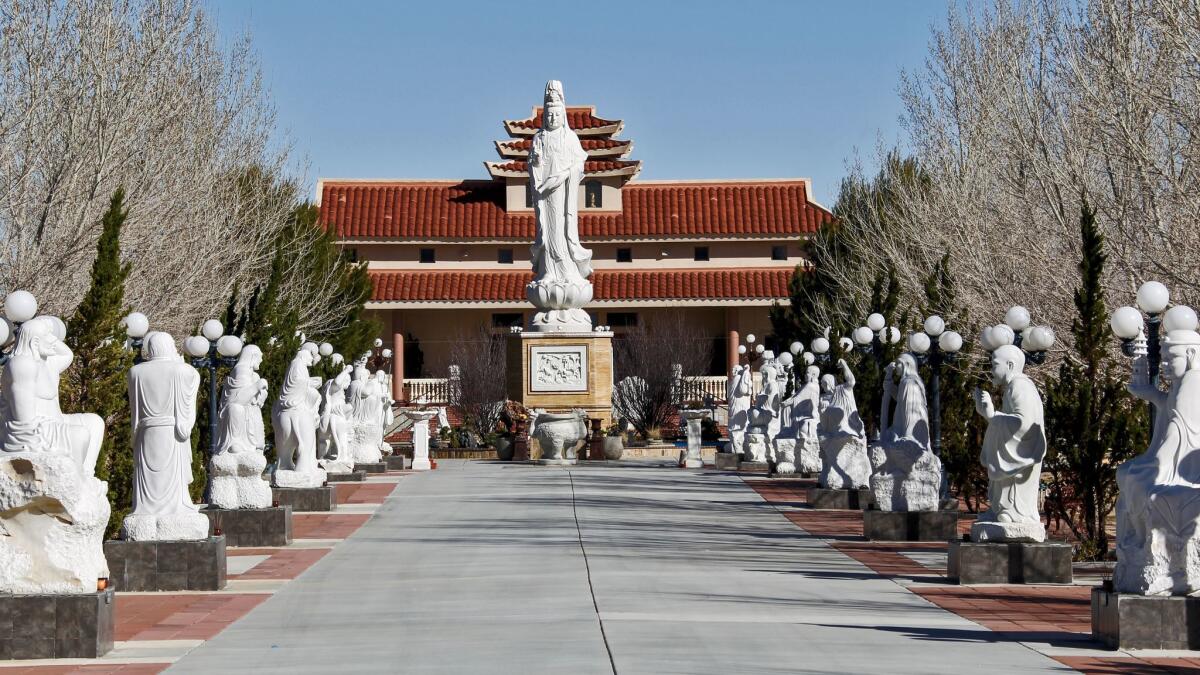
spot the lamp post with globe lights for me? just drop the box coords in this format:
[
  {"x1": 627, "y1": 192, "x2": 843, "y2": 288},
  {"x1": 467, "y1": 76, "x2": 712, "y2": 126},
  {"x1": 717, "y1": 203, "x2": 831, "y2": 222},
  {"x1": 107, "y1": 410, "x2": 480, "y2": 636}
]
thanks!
[
  {"x1": 0, "y1": 290, "x2": 39, "y2": 364},
  {"x1": 979, "y1": 306, "x2": 1057, "y2": 365},
  {"x1": 907, "y1": 315, "x2": 964, "y2": 459},
  {"x1": 183, "y1": 320, "x2": 244, "y2": 502},
  {"x1": 1109, "y1": 281, "x2": 1174, "y2": 427},
  {"x1": 122, "y1": 312, "x2": 150, "y2": 363}
]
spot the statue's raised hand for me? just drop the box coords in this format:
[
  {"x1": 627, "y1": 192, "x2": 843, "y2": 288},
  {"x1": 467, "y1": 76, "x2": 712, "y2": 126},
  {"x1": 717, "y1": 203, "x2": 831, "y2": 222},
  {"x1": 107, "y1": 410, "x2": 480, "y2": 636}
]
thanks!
[{"x1": 973, "y1": 387, "x2": 995, "y2": 419}]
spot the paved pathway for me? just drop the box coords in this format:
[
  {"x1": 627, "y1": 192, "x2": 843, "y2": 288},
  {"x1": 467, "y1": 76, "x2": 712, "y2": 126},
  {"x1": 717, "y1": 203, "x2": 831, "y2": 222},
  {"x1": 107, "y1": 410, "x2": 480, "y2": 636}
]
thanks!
[{"x1": 168, "y1": 461, "x2": 1071, "y2": 674}]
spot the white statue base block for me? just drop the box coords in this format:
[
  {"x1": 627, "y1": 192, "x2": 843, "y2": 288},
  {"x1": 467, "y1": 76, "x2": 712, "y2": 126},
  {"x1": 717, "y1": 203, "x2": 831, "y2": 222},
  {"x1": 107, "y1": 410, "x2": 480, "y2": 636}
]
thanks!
[
  {"x1": 350, "y1": 421, "x2": 384, "y2": 464},
  {"x1": 209, "y1": 451, "x2": 272, "y2": 510},
  {"x1": 798, "y1": 421, "x2": 821, "y2": 474},
  {"x1": 1116, "y1": 483, "x2": 1200, "y2": 595},
  {"x1": 819, "y1": 437, "x2": 871, "y2": 490},
  {"x1": 970, "y1": 520, "x2": 1046, "y2": 543},
  {"x1": 869, "y1": 444, "x2": 943, "y2": 512},
  {"x1": 272, "y1": 468, "x2": 327, "y2": 489},
  {"x1": 0, "y1": 454, "x2": 110, "y2": 594},
  {"x1": 121, "y1": 509, "x2": 210, "y2": 542},
  {"x1": 774, "y1": 438, "x2": 796, "y2": 475},
  {"x1": 319, "y1": 458, "x2": 355, "y2": 475},
  {"x1": 744, "y1": 432, "x2": 769, "y2": 463}
]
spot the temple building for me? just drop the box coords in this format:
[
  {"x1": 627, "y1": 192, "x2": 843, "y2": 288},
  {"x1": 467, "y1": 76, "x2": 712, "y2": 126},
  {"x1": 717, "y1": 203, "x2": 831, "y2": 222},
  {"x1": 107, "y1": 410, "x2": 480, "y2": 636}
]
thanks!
[{"x1": 317, "y1": 103, "x2": 833, "y2": 397}]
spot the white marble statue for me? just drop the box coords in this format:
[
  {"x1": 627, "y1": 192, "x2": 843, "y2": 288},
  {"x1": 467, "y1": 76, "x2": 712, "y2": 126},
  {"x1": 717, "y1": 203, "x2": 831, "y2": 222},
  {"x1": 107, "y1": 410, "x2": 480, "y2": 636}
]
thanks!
[
  {"x1": 0, "y1": 315, "x2": 110, "y2": 592},
  {"x1": 818, "y1": 359, "x2": 871, "y2": 489},
  {"x1": 376, "y1": 370, "x2": 395, "y2": 455},
  {"x1": 870, "y1": 354, "x2": 942, "y2": 512},
  {"x1": 347, "y1": 359, "x2": 385, "y2": 465},
  {"x1": 525, "y1": 80, "x2": 594, "y2": 332},
  {"x1": 1116, "y1": 327, "x2": 1200, "y2": 594},
  {"x1": 971, "y1": 344, "x2": 1047, "y2": 542},
  {"x1": 211, "y1": 344, "x2": 272, "y2": 509},
  {"x1": 317, "y1": 365, "x2": 355, "y2": 474},
  {"x1": 272, "y1": 347, "x2": 326, "y2": 488},
  {"x1": 123, "y1": 332, "x2": 208, "y2": 541},
  {"x1": 743, "y1": 361, "x2": 783, "y2": 463},
  {"x1": 726, "y1": 364, "x2": 752, "y2": 457},
  {"x1": 793, "y1": 365, "x2": 823, "y2": 474}
]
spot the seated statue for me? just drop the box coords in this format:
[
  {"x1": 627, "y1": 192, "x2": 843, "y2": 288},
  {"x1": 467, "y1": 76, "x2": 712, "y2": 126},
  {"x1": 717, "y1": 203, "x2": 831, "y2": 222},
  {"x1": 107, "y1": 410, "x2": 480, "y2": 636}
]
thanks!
[
  {"x1": 870, "y1": 354, "x2": 942, "y2": 511},
  {"x1": 818, "y1": 359, "x2": 870, "y2": 489},
  {"x1": 726, "y1": 364, "x2": 752, "y2": 457},
  {"x1": 317, "y1": 365, "x2": 354, "y2": 473},
  {"x1": 123, "y1": 332, "x2": 208, "y2": 541},
  {"x1": 971, "y1": 344, "x2": 1047, "y2": 542},
  {"x1": 0, "y1": 315, "x2": 109, "y2": 592},
  {"x1": 1116, "y1": 327, "x2": 1200, "y2": 594},
  {"x1": 272, "y1": 347, "x2": 326, "y2": 488},
  {"x1": 210, "y1": 344, "x2": 272, "y2": 509}
]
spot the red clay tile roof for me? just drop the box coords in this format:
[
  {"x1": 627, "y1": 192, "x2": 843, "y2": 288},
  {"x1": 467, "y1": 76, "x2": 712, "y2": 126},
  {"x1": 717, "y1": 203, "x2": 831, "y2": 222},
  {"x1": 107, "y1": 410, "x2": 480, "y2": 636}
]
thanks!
[
  {"x1": 322, "y1": 180, "x2": 832, "y2": 240},
  {"x1": 499, "y1": 139, "x2": 630, "y2": 152},
  {"x1": 507, "y1": 107, "x2": 619, "y2": 131},
  {"x1": 368, "y1": 268, "x2": 793, "y2": 303},
  {"x1": 490, "y1": 160, "x2": 639, "y2": 173}
]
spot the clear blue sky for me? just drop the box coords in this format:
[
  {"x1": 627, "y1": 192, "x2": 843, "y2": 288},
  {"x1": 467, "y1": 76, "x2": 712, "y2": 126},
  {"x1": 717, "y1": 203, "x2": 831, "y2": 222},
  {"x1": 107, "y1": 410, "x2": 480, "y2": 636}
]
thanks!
[{"x1": 207, "y1": 1, "x2": 949, "y2": 207}]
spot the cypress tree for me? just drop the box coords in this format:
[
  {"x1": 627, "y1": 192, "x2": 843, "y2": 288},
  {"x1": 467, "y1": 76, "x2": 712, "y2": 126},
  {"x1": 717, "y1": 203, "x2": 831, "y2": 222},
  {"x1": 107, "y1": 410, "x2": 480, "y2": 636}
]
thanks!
[
  {"x1": 61, "y1": 189, "x2": 134, "y2": 536},
  {"x1": 1043, "y1": 199, "x2": 1148, "y2": 560}
]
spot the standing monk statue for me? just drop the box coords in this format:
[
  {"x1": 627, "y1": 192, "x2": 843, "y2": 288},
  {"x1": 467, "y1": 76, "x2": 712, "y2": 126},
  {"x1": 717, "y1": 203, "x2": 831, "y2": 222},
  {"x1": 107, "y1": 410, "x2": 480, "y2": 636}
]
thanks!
[
  {"x1": 972, "y1": 344, "x2": 1047, "y2": 542},
  {"x1": 526, "y1": 80, "x2": 594, "y2": 332}
]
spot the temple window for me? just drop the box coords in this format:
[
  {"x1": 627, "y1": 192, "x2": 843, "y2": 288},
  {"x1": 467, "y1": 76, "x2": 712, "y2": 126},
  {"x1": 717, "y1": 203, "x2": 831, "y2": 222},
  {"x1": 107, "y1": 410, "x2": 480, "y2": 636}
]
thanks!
[
  {"x1": 585, "y1": 180, "x2": 603, "y2": 208},
  {"x1": 616, "y1": 247, "x2": 633, "y2": 263},
  {"x1": 771, "y1": 245, "x2": 788, "y2": 261},
  {"x1": 694, "y1": 246, "x2": 709, "y2": 261},
  {"x1": 497, "y1": 248, "x2": 514, "y2": 264},
  {"x1": 607, "y1": 312, "x2": 638, "y2": 327},
  {"x1": 419, "y1": 248, "x2": 436, "y2": 263}
]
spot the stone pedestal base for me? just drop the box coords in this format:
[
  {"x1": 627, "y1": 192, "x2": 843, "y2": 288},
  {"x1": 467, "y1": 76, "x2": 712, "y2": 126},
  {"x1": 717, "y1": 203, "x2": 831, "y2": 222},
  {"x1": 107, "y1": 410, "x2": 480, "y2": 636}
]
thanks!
[
  {"x1": 1092, "y1": 588, "x2": 1200, "y2": 649},
  {"x1": 327, "y1": 471, "x2": 367, "y2": 483},
  {"x1": 271, "y1": 486, "x2": 337, "y2": 512},
  {"x1": 103, "y1": 536, "x2": 226, "y2": 592},
  {"x1": 714, "y1": 453, "x2": 740, "y2": 470},
  {"x1": 738, "y1": 461, "x2": 769, "y2": 473},
  {"x1": 412, "y1": 457, "x2": 432, "y2": 471},
  {"x1": 354, "y1": 462, "x2": 387, "y2": 474},
  {"x1": 948, "y1": 540, "x2": 1072, "y2": 584},
  {"x1": 506, "y1": 331, "x2": 614, "y2": 428},
  {"x1": 203, "y1": 507, "x2": 292, "y2": 547},
  {"x1": 864, "y1": 509, "x2": 959, "y2": 541},
  {"x1": 385, "y1": 455, "x2": 409, "y2": 471},
  {"x1": 534, "y1": 458, "x2": 577, "y2": 466},
  {"x1": 0, "y1": 590, "x2": 114, "y2": 659},
  {"x1": 807, "y1": 488, "x2": 874, "y2": 510}
]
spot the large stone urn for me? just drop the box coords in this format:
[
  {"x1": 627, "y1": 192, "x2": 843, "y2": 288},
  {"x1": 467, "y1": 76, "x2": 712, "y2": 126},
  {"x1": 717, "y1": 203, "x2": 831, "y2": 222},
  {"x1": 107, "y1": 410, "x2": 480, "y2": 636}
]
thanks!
[
  {"x1": 531, "y1": 411, "x2": 587, "y2": 465},
  {"x1": 403, "y1": 409, "x2": 439, "y2": 471}
]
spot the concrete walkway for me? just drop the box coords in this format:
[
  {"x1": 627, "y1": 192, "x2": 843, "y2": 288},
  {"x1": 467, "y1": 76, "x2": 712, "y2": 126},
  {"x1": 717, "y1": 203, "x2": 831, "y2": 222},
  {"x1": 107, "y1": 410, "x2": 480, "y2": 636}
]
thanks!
[{"x1": 168, "y1": 461, "x2": 1071, "y2": 674}]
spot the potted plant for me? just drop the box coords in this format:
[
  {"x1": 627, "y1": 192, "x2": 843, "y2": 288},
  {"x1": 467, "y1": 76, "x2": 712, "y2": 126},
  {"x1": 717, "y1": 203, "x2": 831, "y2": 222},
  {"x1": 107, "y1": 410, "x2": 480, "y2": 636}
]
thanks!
[{"x1": 603, "y1": 422, "x2": 624, "y2": 460}]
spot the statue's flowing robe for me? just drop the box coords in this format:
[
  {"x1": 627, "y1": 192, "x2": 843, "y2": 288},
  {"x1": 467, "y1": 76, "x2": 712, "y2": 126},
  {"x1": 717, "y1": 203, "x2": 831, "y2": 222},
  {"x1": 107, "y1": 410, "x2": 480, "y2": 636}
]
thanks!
[
  {"x1": 275, "y1": 356, "x2": 319, "y2": 471},
  {"x1": 128, "y1": 360, "x2": 199, "y2": 516},
  {"x1": 888, "y1": 374, "x2": 930, "y2": 449},
  {"x1": 529, "y1": 123, "x2": 591, "y2": 284},
  {"x1": 980, "y1": 375, "x2": 1046, "y2": 523},
  {"x1": 1150, "y1": 369, "x2": 1200, "y2": 486},
  {"x1": 821, "y1": 383, "x2": 864, "y2": 440}
]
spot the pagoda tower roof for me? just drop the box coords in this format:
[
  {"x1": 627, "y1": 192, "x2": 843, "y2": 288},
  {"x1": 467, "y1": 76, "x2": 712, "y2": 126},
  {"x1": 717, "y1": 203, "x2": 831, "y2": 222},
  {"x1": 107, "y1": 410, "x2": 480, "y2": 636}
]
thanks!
[{"x1": 487, "y1": 105, "x2": 641, "y2": 181}]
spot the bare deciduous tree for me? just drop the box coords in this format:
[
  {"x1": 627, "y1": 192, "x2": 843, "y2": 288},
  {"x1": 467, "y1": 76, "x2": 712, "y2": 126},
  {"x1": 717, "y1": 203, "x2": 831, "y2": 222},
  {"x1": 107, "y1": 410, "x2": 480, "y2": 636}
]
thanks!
[
  {"x1": 447, "y1": 325, "x2": 508, "y2": 435},
  {"x1": 0, "y1": 0, "x2": 297, "y2": 335},
  {"x1": 612, "y1": 312, "x2": 711, "y2": 437}
]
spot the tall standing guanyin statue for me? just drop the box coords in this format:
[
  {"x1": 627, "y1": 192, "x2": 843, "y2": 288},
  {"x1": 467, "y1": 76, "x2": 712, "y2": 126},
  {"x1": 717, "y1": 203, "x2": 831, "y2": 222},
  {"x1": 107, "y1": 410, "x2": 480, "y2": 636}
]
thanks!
[{"x1": 526, "y1": 80, "x2": 594, "y2": 332}]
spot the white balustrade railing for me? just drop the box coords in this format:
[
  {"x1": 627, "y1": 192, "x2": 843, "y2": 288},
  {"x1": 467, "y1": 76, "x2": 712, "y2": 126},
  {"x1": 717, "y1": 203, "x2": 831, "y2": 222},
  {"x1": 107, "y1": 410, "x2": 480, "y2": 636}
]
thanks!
[{"x1": 404, "y1": 378, "x2": 451, "y2": 404}]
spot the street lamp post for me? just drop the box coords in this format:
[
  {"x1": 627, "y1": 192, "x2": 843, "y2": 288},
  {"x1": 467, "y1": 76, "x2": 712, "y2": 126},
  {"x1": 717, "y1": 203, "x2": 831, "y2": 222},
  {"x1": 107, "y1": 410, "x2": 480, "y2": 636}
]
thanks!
[
  {"x1": 853, "y1": 313, "x2": 903, "y2": 440},
  {"x1": 1110, "y1": 281, "x2": 1171, "y2": 428},
  {"x1": 183, "y1": 320, "x2": 244, "y2": 503},
  {"x1": 122, "y1": 312, "x2": 149, "y2": 363},
  {"x1": 907, "y1": 315, "x2": 964, "y2": 459},
  {"x1": 0, "y1": 290, "x2": 40, "y2": 364}
]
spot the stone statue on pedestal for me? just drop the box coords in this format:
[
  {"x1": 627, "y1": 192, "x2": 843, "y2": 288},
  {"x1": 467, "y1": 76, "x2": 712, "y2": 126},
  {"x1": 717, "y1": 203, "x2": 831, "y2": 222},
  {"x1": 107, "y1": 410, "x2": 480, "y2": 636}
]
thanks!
[
  {"x1": 317, "y1": 365, "x2": 354, "y2": 474},
  {"x1": 210, "y1": 344, "x2": 272, "y2": 509},
  {"x1": 818, "y1": 359, "x2": 870, "y2": 489},
  {"x1": 0, "y1": 316, "x2": 110, "y2": 592},
  {"x1": 726, "y1": 364, "x2": 752, "y2": 457},
  {"x1": 123, "y1": 332, "x2": 208, "y2": 541},
  {"x1": 971, "y1": 344, "x2": 1047, "y2": 542},
  {"x1": 272, "y1": 347, "x2": 326, "y2": 488},
  {"x1": 870, "y1": 354, "x2": 942, "y2": 511},
  {"x1": 744, "y1": 361, "x2": 783, "y2": 463},
  {"x1": 347, "y1": 358, "x2": 385, "y2": 464},
  {"x1": 794, "y1": 365, "x2": 823, "y2": 474},
  {"x1": 1117, "y1": 328, "x2": 1200, "y2": 594},
  {"x1": 526, "y1": 80, "x2": 594, "y2": 332}
]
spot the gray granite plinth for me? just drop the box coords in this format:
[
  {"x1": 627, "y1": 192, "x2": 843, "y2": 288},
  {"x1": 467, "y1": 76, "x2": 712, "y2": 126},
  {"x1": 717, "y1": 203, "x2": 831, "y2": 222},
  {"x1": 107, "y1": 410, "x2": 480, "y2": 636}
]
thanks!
[
  {"x1": 533, "y1": 458, "x2": 577, "y2": 466},
  {"x1": 863, "y1": 509, "x2": 959, "y2": 541},
  {"x1": 0, "y1": 589, "x2": 114, "y2": 660},
  {"x1": 714, "y1": 453, "x2": 740, "y2": 470},
  {"x1": 103, "y1": 536, "x2": 227, "y2": 592},
  {"x1": 947, "y1": 540, "x2": 1073, "y2": 584},
  {"x1": 806, "y1": 487, "x2": 874, "y2": 510},
  {"x1": 203, "y1": 506, "x2": 292, "y2": 547},
  {"x1": 1092, "y1": 588, "x2": 1200, "y2": 650},
  {"x1": 385, "y1": 455, "x2": 409, "y2": 471},
  {"x1": 272, "y1": 486, "x2": 337, "y2": 512},
  {"x1": 354, "y1": 462, "x2": 387, "y2": 474},
  {"x1": 327, "y1": 471, "x2": 367, "y2": 482},
  {"x1": 738, "y1": 461, "x2": 769, "y2": 473}
]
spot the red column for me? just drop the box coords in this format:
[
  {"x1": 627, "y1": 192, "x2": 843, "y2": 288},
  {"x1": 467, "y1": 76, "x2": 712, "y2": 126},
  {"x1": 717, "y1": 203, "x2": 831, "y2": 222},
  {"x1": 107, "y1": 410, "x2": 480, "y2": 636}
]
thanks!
[
  {"x1": 727, "y1": 329, "x2": 740, "y2": 376},
  {"x1": 392, "y1": 332, "x2": 404, "y2": 403}
]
